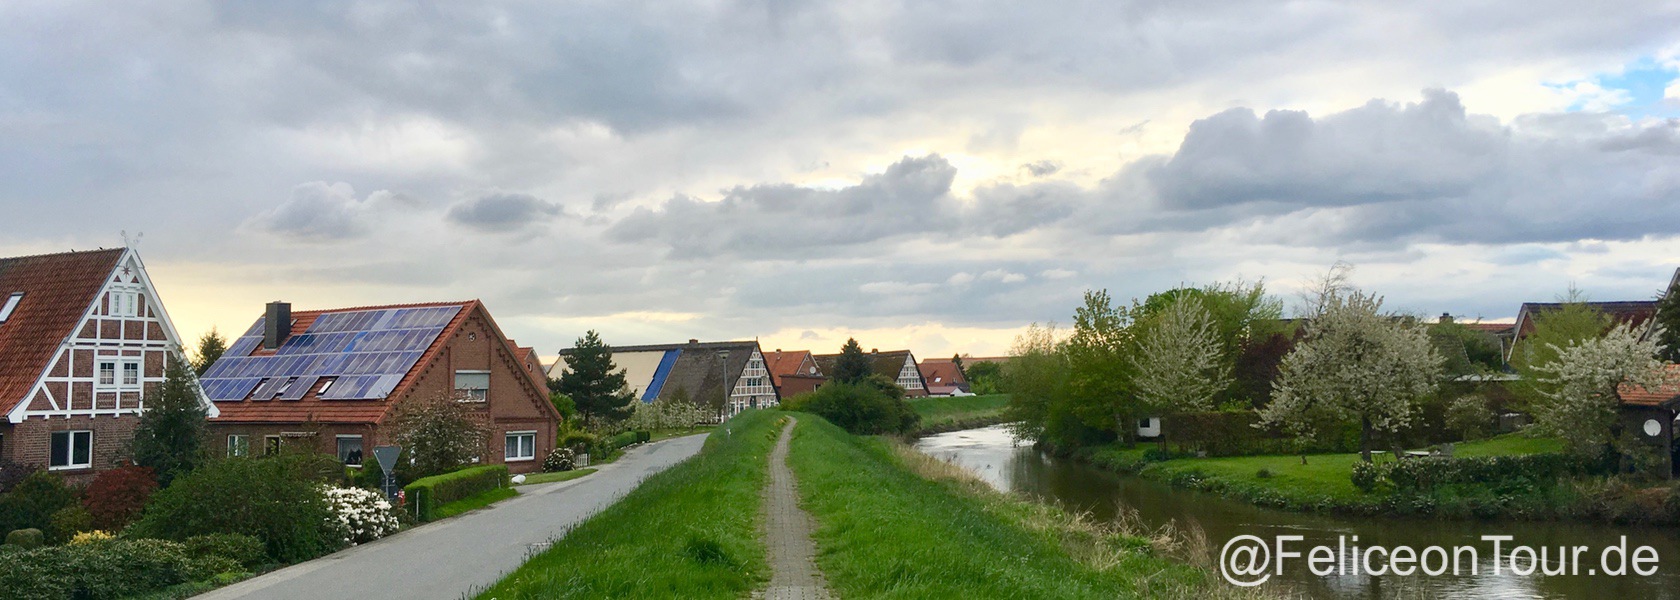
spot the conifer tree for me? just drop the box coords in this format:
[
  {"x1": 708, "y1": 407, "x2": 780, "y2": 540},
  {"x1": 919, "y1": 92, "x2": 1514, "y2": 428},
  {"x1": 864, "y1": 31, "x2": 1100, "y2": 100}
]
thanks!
[
  {"x1": 190, "y1": 328, "x2": 227, "y2": 376},
  {"x1": 557, "y1": 330, "x2": 637, "y2": 427},
  {"x1": 131, "y1": 357, "x2": 207, "y2": 486},
  {"x1": 832, "y1": 338, "x2": 873, "y2": 384}
]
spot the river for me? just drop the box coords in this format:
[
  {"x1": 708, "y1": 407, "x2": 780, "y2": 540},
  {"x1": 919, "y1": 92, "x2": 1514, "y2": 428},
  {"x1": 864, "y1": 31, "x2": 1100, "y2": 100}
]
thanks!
[{"x1": 914, "y1": 424, "x2": 1679, "y2": 599}]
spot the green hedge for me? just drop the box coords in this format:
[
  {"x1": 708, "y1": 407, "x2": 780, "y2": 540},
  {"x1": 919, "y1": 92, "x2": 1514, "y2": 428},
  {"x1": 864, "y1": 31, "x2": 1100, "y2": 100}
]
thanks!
[
  {"x1": 606, "y1": 431, "x2": 639, "y2": 449},
  {"x1": 403, "y1": 465, "x2": 509, "y2": 522},
  {"x1": 0, "y1": 538, "x2": 239, "y2": 600},
  {"x1": 1353, "y1": 452, "x2": 1614, "y2": 492}
]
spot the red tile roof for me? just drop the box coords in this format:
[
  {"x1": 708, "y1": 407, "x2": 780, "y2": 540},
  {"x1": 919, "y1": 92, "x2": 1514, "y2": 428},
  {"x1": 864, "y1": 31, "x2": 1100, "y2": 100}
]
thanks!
[
  {"x1": 210, "y1": 300, "x2": 473, "y2": 424},
  {"x1": 0, "y1": 249, "x2": 125, "y2": 413},
  {"x1": 1620, "y1": 364, "x2": 1680, "y2": 408},
  {"x1": 917, "y1": 359, "x2": 966, "y2": 395},
  {"x1": 763, "y1": 350, "x2": 815, "y2": 388}
]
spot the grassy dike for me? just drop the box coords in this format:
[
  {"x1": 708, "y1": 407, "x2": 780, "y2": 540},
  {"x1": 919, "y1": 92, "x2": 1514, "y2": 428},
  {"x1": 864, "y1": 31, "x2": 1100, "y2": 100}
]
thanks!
[
  {"x1": 788, "y1": 414, "x2": 1261, "y2": 600},
  {"x1": 474, "y1": 411, "x2": 777, "y2": 599},
  {"x1": 906, "y1": 393, "x2": 1011, "y2": 435}
]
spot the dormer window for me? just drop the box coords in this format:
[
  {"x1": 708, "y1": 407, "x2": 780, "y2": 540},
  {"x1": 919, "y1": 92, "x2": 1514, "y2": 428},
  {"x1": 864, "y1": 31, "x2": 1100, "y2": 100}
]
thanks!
[{"x1": 0, "y1": 292, "x2": 21, "y2": 322}]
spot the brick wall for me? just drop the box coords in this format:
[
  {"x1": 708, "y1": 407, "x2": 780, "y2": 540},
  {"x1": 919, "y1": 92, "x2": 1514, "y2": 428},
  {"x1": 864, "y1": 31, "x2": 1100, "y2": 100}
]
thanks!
[{"x1": 1, "y1": 414, "x2": 141, "y2": 485}]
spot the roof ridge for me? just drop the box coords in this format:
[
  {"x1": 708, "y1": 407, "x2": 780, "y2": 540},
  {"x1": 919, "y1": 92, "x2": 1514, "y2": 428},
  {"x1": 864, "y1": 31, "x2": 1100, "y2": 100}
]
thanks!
[
  {"x1": 287, "y1": 299, "x2": 477, "y2": 315},
  {"x1": 0, "y1": 247, "x2": 126, "y2": 263}
]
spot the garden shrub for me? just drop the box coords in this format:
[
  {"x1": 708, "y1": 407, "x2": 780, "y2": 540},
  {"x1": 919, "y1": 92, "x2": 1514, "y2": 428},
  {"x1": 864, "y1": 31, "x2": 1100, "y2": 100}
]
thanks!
[
  {"x1": 48, "y1": 505, "x2": 94, "y2": 543},
  {"x1": 83, "y1": 465, "x2": 159, "y2": 531},
  {"x1": 0, "y1": 471, "x2": 76, "y2": 536},
  {"x1": 0, "y1": 458, "x2": 39, "y2": 493},
  {"x1": 607, "y1": 431, "x2": 639, "y2": 449},
  {"x1": 71, "y1": 530, "x2": 115, "y2": 545},
  {"x1": 0, "y1": 537, "x2": 201, "y2": 599},
  {"x1": 184, "y1": 533, "x2": 267, "y2": 569},
  {"x1": 543, "y1": 447, "x2": 576, "y2": 472},
  {"x1": 1381, "y1": 453, "x2": 1611, "y2": 491},
  {"x1": 128, "y1": 455, "x2": 345, "y2": 564},
  {"x1": 5, "y1": 528, "x2": 43, "y2": 549},
  {"x1": 323, "y1": 486, "x2": 399, "y2": 545},
  {"x1": 558, "y1": 430, "x2": 598, "y2": 451},
  {"x1": 1350, "y1": 461, "x2": 1385, "y2": 492},
  {"x1": 401, "y1": 464, "x2": 509, "y2": 522},
  {"x1": 782, "y1": 375, "x2": 919, "y2": 435},
  {"x1": 636, "y1": 430, "x2": 652, "y2": 443}
]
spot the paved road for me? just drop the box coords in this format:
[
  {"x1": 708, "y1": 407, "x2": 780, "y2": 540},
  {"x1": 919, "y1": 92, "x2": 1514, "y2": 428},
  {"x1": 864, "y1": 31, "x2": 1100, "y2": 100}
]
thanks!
[
  {"x1": 200, "y1": 433, "x2": 710, "y2": 600},
  {"x1": 757, "y1": 417, "x2": 832, "y2": 600}
]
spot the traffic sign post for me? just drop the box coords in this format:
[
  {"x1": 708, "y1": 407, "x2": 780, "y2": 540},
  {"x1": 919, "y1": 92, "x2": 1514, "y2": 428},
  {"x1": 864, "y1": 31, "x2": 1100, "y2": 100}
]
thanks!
[{"x1": 373, "y1": 445, "x2": 402, "y2": 501}]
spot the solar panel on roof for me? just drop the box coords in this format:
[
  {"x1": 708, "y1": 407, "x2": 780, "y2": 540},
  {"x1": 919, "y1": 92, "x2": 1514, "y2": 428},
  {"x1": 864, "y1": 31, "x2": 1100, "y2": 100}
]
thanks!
[{"x1": 198, "y1": 305, "x2": 461, "y2": 401}]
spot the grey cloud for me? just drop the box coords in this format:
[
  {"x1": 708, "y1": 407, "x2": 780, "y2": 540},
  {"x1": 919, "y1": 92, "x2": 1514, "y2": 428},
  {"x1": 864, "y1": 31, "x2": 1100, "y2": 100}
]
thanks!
[
  {"x1": 1021, "y1": 160, "x2": 1061, "y2": 177},
  {"x1": 246, "y1": 182, "x2": 396, "y2": 241},
  {"x1": 1598, "y1": 120, "x2": 1680, "y2": 154},
  {"x1": 446, "y1": 193, "x2": 564, "y2": 232}
]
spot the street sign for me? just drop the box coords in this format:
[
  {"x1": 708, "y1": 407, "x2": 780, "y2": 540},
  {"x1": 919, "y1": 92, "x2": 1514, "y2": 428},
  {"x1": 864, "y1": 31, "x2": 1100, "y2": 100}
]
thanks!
[{"x1": 373, "y1": 445, "x2": 401, "y2": 500}]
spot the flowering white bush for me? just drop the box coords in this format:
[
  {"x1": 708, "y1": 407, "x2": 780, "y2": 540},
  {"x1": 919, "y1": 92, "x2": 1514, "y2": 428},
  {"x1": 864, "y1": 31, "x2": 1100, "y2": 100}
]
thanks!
[{"x1": 323, "y1": 486, "x2": 400, "y2": 545}]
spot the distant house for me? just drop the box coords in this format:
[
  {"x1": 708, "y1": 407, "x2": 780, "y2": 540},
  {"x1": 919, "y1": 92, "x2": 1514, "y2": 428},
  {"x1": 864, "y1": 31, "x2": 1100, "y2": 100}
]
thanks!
[
  {"x1": 1618, "y1": 364, "x2": 1680, "y2": 479},
  {"x1": 550, "y1": 339, "x2": 780, "y2": 418},
  {"x1": 1506, "y1": 300, "x2": 1660, "y2": 364},
  {"x1": 202, "y1": 300, "x2": 560, "y2": 474},
  {"x1": 916, "y1": 358, "x2": 969, "y2": 396},
  {"x1": 0, "y1": 248, "x2": 215, "y2": 481},
  {"x1": 812, "y1": 349, "x2": 929, "y2": 397},
  {"x1": 764, "y1": 349, "x2": 824, "y2": 398}
]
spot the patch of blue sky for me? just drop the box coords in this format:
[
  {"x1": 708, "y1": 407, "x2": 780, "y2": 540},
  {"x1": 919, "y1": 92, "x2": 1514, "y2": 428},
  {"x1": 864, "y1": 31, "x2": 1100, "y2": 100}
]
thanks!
[{"x1": 1549, "y1": 57, "x2": 1680, "y2": 119}]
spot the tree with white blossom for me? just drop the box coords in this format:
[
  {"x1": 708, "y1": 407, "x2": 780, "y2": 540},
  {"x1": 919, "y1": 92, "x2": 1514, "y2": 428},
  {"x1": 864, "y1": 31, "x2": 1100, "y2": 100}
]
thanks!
[
  {"x1": 1259, "y1": 289, "x2": 1443, "y2": 463},
  {"x1": 1530, "y1": 322, "x2": 1672, "y2": 454},
  {"x1": 1130, "y1": 294, "x2": 1230, "y2": 416}
]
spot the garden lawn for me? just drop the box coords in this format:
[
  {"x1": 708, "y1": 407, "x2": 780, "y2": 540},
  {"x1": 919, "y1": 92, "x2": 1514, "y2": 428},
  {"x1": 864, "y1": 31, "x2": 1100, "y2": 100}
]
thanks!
[
  {"x1": 788, "y1": 413, "x2": 1238, "y2": 600},
  {"x1": 1139, "y1": 434, "x2": 1567, "y2": 509},
  {"x1": 514, "y1": 468, "x2": 597, "y2": 486},
  {"x1": 907, "y1": 394, "x2": 1011, "y2": 432},
  {"x1": 474, "y1": 411, "x2": 776, "y2": 599}
]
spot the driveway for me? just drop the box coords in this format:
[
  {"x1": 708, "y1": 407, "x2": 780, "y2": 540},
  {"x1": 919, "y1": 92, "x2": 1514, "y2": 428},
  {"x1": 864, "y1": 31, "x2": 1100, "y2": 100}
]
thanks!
[{"x1": 199, "y1": 433, "x2": 710, "y2": 600}]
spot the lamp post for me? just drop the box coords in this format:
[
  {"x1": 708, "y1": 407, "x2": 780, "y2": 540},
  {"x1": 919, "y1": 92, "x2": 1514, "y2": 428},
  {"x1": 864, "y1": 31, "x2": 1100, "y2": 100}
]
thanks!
[{"x1": 716, "y1": 349, "x2": 731, "y2": 421}]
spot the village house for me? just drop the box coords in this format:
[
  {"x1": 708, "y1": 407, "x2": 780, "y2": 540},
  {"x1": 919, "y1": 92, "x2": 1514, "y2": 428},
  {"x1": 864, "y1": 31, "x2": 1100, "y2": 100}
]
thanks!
[
  {"x1": 550, "y1": 339, "x2": 780, "y2": 418},
  {"x1": 1506, "y1": 300, "x2": 1660, "y2": 364},
  {"x1": 812, "y1": 349, "x2": 930, "y2": 397},
  {"x1": 764, "y1": 349, "x2": 824, "y2": 398},
  {"x1": 916, "y1": 358, "x2": 970, "y2": 396},
  {"x1": 0, "y1": 248, "x2": 215, "y2": 482},
  {"x1": 200, "y1": 300, "x2": 560, "y2": 474},
  {"x1": 1619, "y1": 364, "x2": 1680, "y2": 479}
]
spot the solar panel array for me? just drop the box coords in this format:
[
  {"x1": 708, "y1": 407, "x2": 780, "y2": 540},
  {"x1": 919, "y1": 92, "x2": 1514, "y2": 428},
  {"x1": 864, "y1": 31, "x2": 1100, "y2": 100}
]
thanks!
[{"x1": 200, "y1": 305, "x2": 461, "y2": 402}]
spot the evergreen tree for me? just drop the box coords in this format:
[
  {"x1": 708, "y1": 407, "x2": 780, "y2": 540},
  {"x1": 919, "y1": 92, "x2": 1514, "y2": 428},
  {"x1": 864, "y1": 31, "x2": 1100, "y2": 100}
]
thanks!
[
  {"x1": 951, "y1": 354, "x2": 966, "y2": 378},
  {"x1": 1655, "y1": 277, "x2": 1680, "y2": 363},
  {"x1": 557, "y1": 330, "x2": 637, "y2": 427},
  {"x1": 190, "y1": 327, "x2": 228, "y2": 376},
  {"x1": 131, "y1": 356, "x2": 207, "y2": 486},
  {"x1": 832, "y1": 338, "x2": 872, "y2": 384}
]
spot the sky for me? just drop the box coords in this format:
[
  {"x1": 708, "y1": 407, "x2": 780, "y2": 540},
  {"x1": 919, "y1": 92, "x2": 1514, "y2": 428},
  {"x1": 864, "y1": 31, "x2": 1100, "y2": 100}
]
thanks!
[{"x1": 3, "y1": 1, "x2": 1680, "y2": 361}]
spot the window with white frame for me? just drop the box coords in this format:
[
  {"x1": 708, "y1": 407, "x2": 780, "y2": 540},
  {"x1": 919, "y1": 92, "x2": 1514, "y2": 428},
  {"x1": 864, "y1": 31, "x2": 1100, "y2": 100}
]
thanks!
[
  {"x1": 109, "y1": 288, "x2": 140, "y2": 317},
  {"x1": 97, "y1": 359, "x2": 142, "y2": 391},
  {"x1": 504, "y1": 431, "x2": 536, "y2": 461},
  {"x1": 227, "y1": 434, "x2": 249, "y2": 457},
  {"x1": 455, "y1": 370, "x2": 489, "y2": 402},
  {"x1": 337, "y1": 435, "x2": 364, "y2": 466},
  {"x1": 50, "y1": 431, "x2": 92, "y2": 470}
]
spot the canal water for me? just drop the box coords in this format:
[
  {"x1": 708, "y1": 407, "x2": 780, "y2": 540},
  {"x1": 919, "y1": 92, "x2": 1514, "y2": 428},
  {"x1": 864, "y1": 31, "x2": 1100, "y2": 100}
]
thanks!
[{"x1": 914, "y1": 425, "x2": 1680, "y2": 599}]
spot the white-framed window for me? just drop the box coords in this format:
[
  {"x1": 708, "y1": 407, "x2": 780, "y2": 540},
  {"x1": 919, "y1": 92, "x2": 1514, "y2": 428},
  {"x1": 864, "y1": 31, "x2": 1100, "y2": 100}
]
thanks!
[
  {"x1": 97, "y1": 358, "x2": 143, "y2": 391},
  {"x1": 228, "y1": 434, "x2": 249, "y2": 457},
  {"x1": 122, "y1": 361, "x2": 141, "y2": 388},
  {"x1": 337, "y1": 435, "x2": 364, "y2": 466},
  {"x1": 504, "y1": 431, "x2": 536, "y2": 461},
  {"x1": 455, "y1": 370, "x2": 489, "y2": 402},
  {"x1": 110, "y1": 288, "x2": 140, "y2": 317},
  {"x1": 49, "y1": 430, "x2": 93, "y2": 470}
]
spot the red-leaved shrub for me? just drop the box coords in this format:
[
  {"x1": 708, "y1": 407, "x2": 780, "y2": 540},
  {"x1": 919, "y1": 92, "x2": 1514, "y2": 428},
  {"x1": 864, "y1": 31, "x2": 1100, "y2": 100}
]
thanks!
[{"x1": 83, "y1": 464, "x2": 159, "y2": 530}]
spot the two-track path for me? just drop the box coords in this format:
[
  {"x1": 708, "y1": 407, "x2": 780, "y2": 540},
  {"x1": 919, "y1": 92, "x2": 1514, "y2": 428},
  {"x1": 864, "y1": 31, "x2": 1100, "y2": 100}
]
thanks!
[
  {"x1": 199, "y1": 433, "x2": 708, "y2": 600},
  {"x1": 757, "y1": 417, "x2": 833, "y2": 600}
]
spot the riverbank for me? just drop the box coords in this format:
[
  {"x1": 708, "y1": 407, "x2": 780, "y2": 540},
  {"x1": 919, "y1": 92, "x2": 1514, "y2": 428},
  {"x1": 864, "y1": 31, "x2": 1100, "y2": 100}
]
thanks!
[
  {"x1": 1063, "y1": 434, "x2": 1679, "y2": 523},
  {"x1": 789, "y1": 413, "x2": 1262, "y2": 599},
  {"x1": 907, "y1": 393, "x2": 1012, "y2": 435},
  {"x1": 476, "y1": 412, "x2": 775, "y2": 599}
]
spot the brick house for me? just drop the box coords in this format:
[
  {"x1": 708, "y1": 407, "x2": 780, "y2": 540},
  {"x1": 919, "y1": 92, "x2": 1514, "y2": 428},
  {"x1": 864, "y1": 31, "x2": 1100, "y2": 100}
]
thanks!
[
  {"x1": 0, "y1": 248, "x2": 215, "y2": 482},
  {"x1": 917, "y1": 358, "x2": 970, "y2": 396},
  {"x1": 764, "y1": 349, "x2": 824, "y2": 398},
  {"x1": 201, "y1": 300, "x2": 560, "y2": 474},
  {"x1": 1620, "y1": 364, "x2": 1680, "y2": 479}
]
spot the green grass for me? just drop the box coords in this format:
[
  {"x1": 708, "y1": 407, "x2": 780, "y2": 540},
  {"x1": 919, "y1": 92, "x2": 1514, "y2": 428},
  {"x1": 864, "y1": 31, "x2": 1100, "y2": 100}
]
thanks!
[
  {"x1": 788, "y1": 413, "x2": 1239, "y2": 600},
  {"x1": 514, "y1": 468, "x2": 597, "y2": 486},
  {"x1": 433, "y1": 487, "x2": 518, "y2": 520},
  {"x1": 475, "y1": 411, "x2": 777, "y2": 599},
  {"x1": 907, "y1": 394, "x2": 1011, "y2": 433},
  {"x1": 1136, "y1": 433, "x2": 1568, "y2": 510}
]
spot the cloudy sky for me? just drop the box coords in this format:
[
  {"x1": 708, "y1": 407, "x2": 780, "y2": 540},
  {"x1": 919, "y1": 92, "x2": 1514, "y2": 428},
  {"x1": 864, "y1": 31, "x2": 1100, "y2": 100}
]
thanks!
[{"x1": 4, "y1": 1, "x2": 1680, "y2": 360}]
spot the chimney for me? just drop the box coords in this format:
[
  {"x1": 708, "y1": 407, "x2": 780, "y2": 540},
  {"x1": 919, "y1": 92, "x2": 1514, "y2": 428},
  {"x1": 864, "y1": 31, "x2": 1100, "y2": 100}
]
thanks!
[
  {"x1": 689, "y1": 338, "x2": 699, "y2": 345},
  {"x1": 1439, "y1": 312, "x2": 1454, "y2": 324},
  {"x1": 871, "y1": 348, "x2": 878, "y2": 354},
  {"x1": 264, "y1": 301, "x2": 292, "y2": 350}
]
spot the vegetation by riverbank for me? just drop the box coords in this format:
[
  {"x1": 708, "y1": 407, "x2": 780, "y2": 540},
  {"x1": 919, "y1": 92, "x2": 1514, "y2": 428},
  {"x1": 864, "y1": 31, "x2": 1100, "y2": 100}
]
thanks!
[
  {"x1": 789, "y1": 413, "x2": 1261, "y2": 599},
  {"x1": 475, "y1": 411, "x2": 775, "y2": 599},
  {"x1": 907, "y1": 393, "x2": 1011, "y2": 434}
]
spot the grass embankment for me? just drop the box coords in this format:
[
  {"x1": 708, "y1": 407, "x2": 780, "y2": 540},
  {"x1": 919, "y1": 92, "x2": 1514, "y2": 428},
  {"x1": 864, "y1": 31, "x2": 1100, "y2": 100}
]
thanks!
[
  {"x1": 433, "y1": 487, "x2": 519, "y2": 520},
  {"x1": 475, "y1": 411, "x2": 777, "y2": 599},
  {"x1": 907, "y1": 393, "x2": 1011, "y2": 435},
  {"x1": 515, "y1": 468, "x2": 597, "y2": 486},
  {"x1": 1081, "y1": 435, "x2": 1566, "y2": 514},
  {"x1": 789, "y1": 413, "x2": 1259, "y2": 600}
]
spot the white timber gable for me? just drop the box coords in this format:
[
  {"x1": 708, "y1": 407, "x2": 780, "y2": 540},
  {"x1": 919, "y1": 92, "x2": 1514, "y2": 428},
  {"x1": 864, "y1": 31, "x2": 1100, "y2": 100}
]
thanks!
[
  {"x1": 7, "y1": 249, "x2": 216, "y2": 423},
  {"x1": 729, "y1": 348, "x2": 777, "y2": 414},
  {"x1": 895, "y1": 353, "x2": 925, "y2": 393}
]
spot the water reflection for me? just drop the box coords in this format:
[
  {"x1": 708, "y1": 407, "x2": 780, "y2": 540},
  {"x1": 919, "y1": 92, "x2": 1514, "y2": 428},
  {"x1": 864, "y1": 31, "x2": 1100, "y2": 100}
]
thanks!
[{"x1": 915, "y1": 425, "x2": 1679, "y2": 600}]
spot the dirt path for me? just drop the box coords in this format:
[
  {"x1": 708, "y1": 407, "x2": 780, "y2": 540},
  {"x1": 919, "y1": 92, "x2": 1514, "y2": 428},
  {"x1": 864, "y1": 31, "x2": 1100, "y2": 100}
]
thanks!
[{"x1": 757, "y1": 417, "x2": 833, "y2": 600}]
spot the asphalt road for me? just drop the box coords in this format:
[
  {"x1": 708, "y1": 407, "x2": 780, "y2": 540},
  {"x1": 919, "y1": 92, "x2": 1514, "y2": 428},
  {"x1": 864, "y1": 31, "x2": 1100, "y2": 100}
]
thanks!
[{"x1": 199, "y1": 432, "x2": 710, "y2": 600}]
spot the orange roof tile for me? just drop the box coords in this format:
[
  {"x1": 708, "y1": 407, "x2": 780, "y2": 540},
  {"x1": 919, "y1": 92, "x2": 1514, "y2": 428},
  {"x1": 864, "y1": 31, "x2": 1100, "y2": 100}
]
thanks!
[
  {"x1": 763, "y1": 350, "x2": 815, "y2": 388},
  {"x1": 1620, "y1": 364, "x2": 1680, "y2": 408},
  {"x1": 0, "y1": 249, "x2": 125, "y2": 412}
]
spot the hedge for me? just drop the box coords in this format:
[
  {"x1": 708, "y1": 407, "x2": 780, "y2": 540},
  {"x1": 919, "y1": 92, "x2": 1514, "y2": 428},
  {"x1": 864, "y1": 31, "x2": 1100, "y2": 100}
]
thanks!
[
  {"x1": 0, "y1": 537, "x2": 240, "y2": 600},
  {"x1": 606, "y1": 431, "x2": 639, "y2": 449},
  {"x1": 403, "y1": 465, "x2": 509, "y2": 522},
  {"x1": 1352, "y1": 452, "x2": 1615, "y2": 492}
]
